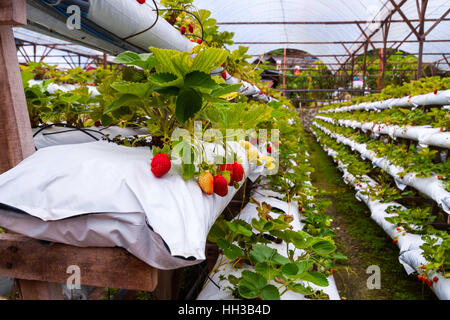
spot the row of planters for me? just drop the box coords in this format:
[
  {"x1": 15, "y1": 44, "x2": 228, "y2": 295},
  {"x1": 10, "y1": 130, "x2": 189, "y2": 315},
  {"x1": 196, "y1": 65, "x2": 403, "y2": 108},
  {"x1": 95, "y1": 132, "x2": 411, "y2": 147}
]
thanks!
[
  {"x1": 311, "y1": 80, "x2": 450, "y2": 299},
  {"x1": 198, "y1": 128, "x2": 345, "y2": 300},
  {"x1": 10, "y1": 38, "x2": 347, "y2": 298}
]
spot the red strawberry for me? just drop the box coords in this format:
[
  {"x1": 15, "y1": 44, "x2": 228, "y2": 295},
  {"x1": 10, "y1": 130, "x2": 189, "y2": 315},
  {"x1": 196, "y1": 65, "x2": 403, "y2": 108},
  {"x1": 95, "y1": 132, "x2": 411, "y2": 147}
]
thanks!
[
  {"x1": 427, "y1": 280, "x2": 432, "y2": 287},
  {"x1": 220, "y1": 164, "x2": 234, "y2": 185},
  {"x1": 94, "y1": 121, "x2": 101, "y2": 127},
  {"x1": 151, "y1": 153, "x2": 171, "y2": 178},
  {"x1": 267, "y1": 145, "x2": 272, "y2": 154},
  {"x1": 198, "y1": 171, "x2": 214, "y2": 195},
  {"x1": 331, "y1": 269, "x2": 336, "y2": 274},
  {"x1": 433, "y1": 276, "x2": 439, "y2": 282},
  {"x1": 197, "y1": 39, "x2": 202, "y2": 44},
  {"x1": 393, "y1": 239, "x2": 398, "y2": 244},
  {"x1": 437, "y1": 175, "x2": 442, "y2": 179},
  {"x1": 232, "y1": 162, "x2": 244, "y2": 183},
  {"x1": 188, "y1": 24, "x2": 194, "y2": 33},
  {"x1": 221, "y1": 63, "x2": 225, "y2": 68},
  {"x1": 298, "y1": 206, "x2": 303, "y2": 212},
  {"x1": 214, "y1": 175, "x2": 228, "y2": 197},
  {"x1": 137, "y1": 0, "x2": 146, "y2": 3},
  {"x1": 434, "y1": 89, "x2": 438, "y2": 95},
  {"x1": 419, "y1": 265, "x2": 425, "y2": 269},
  {"x1": 190, "y1": 38, "x2": 195, "y2": 42},
  {"x1": 396, "y1": 228, "x2": 402, "y2": 232},
  {"x1": 418, "y1": 276, "x2": 423, "y2": 282},
  {"x1": 180, "y1": 26, "x2": 186, "y2": 35},
  {"x1": 221, "y1": 71, "x2": 227, "y2": 80}
]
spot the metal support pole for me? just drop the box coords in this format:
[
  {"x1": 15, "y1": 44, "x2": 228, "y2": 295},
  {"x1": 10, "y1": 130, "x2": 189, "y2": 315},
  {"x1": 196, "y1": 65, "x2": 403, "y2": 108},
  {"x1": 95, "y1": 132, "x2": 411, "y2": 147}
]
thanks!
[
  {"x1": 362, "y1": 42, "x2": 368, "y2": 94},
  {"x1": 417, "y1": 0, "x2": 428, "y2": 79},
  {"x1": 282, "y1": 48, "x2": 287, "y2": 96}
]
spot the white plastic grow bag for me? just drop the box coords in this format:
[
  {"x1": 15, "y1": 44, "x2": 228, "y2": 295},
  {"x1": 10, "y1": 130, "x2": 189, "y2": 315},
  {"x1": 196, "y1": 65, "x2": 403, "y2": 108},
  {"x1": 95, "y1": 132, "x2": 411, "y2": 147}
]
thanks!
[
  {"x1": 313, "y1": 131, "x2": 450, "y2": 300},
  {"x1": 322, "y1": 90, "x2": 450, "y2": 114},
  {"x1": 312, "y1": 122, "x2": 450, "y2": 214},
  {"x1": 315, "y1": 116, "x2": 450, "y2": 149},
  {"x1": 28, "y1": 80, "x2": 99, "y2": 97},
  {"x1": 0, "y1": 140, "x2": 264, "y2": 269},
  {"x1": 87, "y1": 0, "x2": 195, "y2": 53},
  {"x1": 197, "y1": 194, "x2": 340, "y2": 300}
]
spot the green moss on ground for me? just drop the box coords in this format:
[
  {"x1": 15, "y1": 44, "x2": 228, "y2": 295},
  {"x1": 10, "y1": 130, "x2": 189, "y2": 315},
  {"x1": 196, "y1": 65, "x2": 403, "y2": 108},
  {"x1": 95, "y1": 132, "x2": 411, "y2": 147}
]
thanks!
[{"x1": 305, "y1": 133, "x2": 436, "y2": 300}]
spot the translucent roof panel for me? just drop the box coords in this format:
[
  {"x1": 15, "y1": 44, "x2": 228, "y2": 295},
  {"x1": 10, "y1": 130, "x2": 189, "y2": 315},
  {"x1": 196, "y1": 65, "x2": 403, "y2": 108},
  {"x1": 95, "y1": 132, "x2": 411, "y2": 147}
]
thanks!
[
  {"x1": 14, "y1": 28, "x2": 115, "y2": 69},
  {"x1": 194, "y1": 0, "x2": 450, "y2": 71}
]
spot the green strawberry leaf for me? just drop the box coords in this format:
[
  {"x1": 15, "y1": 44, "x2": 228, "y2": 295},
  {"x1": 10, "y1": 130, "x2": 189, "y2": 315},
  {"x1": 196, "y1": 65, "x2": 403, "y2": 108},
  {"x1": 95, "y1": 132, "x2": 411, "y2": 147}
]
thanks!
[
  {"x1": 104, "y1": 94, "x2": 142, "y2": 114},
  {"x1": 311, "y1": 240, "x2": 336, "y2": 256},
  {"x1": 184, "y1": 71, "x2": 219, "y2": 90},
  {"x1": 261, "y1": 285, "x2": 280, "y2": 300},
  {"x1": 175, "y1": 88, "x2": 203, "y2": 123}
]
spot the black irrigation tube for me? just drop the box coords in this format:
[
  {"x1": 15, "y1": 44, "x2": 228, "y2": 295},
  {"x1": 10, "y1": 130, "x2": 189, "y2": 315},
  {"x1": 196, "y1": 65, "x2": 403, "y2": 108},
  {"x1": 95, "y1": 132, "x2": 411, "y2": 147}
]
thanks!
[
  {"x1": 122, "y1": 0, "x2": 159, "y2": 41},
  {"x1": 32, "y1": 123, "x2": 110, "y2": 142},
  {"x1": 155, "y1": 8, "x2": 205, "y2": 45}
]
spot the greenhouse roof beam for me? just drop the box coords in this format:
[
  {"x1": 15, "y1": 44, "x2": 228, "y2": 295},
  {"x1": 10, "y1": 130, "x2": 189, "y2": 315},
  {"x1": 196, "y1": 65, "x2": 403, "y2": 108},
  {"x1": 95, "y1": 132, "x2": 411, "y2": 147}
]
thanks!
[
  {"x1": 388, "y1": 0, "x2": 421, "y2": 39},
  {"x1": 234, "y1": 40, "x2": 450, "y2": 45},
  {"x1": 340, "y1": 0, "x2": 407, "y2": 71},
  {"x1": 423, "y1": 8, "x2": 450, "y2": 38},
  {"x1": 442, "y1": 55, "x2": 450, "y2": 68},
  {"x1": 216, "y1": 18, "x2": 450, "y2": 25}
]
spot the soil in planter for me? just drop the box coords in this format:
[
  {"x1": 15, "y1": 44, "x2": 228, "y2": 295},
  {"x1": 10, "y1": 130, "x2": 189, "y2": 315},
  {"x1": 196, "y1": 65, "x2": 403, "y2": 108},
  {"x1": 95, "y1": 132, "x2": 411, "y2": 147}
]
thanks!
[{"x1": 305, "y1": 134, "x2": 436, "y2": 300}]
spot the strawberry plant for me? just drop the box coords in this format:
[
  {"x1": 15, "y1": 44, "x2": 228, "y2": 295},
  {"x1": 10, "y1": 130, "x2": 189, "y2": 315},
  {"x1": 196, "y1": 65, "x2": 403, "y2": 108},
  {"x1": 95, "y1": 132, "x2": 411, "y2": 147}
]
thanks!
[{"x1": 208, "y1": 197, "x2": 344, "y2": 300}]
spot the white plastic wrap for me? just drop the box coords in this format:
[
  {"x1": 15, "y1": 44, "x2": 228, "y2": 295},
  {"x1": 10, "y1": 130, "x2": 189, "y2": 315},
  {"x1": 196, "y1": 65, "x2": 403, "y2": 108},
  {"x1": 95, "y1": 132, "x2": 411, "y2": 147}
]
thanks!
[
  {"x1": 197, "y1": 194, "x2": 341, "y2": 300},
  {"x1": 0, "y1": 140, "x2": 265, "y2": 267},
  {"x1": 322, "y1": 90, "x2": 450, "y2": 114},
  {"x1": 313, "y1": 122, "x2": 450, "y2": 214},
  {"x1": 315, "y1": 116, "x2": 450, "y2": 149}
]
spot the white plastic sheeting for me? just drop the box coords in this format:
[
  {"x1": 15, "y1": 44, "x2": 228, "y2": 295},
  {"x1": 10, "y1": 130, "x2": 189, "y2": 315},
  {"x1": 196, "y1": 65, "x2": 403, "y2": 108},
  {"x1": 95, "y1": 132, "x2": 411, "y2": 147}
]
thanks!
[
  {"x1": 88, "y1": 0, "x2": 195, "y2": 53},
  {"x1": 312, "y1": 131, "x2": 450, "y2": 300},
  {"x1": 312, "y1": 122, "x2": 450, "y2": 214},
  {"x1": 321, "y1": 90, "x2": 450, "y2": 113},
  {"x1": 194, "y1": 0, "x2": 450, "y2": 71},
  {"x1": 197, "y1": 192, "x2": 340, "y2": 300},
  {"x1": 316, "y1": 115, "x2": 450, "y2": 149},
  {"x1": 0, "y1": 140, "x2": 265, "y2": 268}
]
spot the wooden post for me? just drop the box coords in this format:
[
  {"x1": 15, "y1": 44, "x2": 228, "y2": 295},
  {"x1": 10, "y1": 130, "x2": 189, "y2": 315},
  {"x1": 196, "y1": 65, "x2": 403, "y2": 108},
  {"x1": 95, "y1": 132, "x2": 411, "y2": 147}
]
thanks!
[{"x1": 0, "y1": 0, "x2": 35, "y2": 174}]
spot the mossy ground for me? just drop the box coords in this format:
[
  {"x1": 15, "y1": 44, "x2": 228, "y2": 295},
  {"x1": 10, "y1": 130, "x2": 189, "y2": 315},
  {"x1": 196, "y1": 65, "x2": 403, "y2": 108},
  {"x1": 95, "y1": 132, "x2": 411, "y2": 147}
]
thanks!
[{"x1": 305, "y1": 134, "x2": 436, "y2": 300}]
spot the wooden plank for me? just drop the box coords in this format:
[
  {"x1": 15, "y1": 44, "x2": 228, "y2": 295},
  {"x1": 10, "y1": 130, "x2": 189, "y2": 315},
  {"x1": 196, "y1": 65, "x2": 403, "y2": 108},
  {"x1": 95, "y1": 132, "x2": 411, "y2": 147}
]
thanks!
[
  {"x1": 0, "y1": 0, "x2": 26, "y2": 25},
  {"x1": 153, "y1": 269, "x2": 182, "y2": 300},
  {"x1": 0, "y1": 25, "x2": 35, "y2": 174},
  {"x1": 0, "y1": 234, "x2": 158, "y2": 292},
  {"x1": 17, "y1": 280, "x2": 65, "y2": 300}
]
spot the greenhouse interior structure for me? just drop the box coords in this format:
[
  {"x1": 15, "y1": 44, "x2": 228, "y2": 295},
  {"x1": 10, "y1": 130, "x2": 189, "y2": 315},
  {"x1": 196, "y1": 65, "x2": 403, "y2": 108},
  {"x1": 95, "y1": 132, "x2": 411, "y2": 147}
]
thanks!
[{"x1": 0, "y1": 0, "x2": 449, "y2": 304}]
